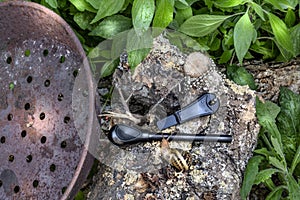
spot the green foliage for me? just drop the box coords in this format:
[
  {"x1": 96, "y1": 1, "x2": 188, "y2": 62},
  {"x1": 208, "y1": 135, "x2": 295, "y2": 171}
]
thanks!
[
  {"x1": 74, "y1": 190, "x2": 85, "y2": 200},
  {"x1": 89, "y1": 15, "x2": 132, "y2": 39},
  {"x1": 241, "y1": 88, "x2": 300, "y2": 200},
  {"x1": 9, "y1": 82, "x2": 14, "y2": 90},
  {"x1": 179, "y1": 14, "x2": 233, "y2": 37},
  {"x1": 88, "y1": 0, "x2": 125, "y2": 24},
  {"x1": 240, "y1": 155, "x2": 264, "y2": 199},
  {"x1": 226, "y1": 65, "x2": 257, "y2": 90},
  {"x1": 234, "y1": 11, "x2": 256, "y2": 64},
  {"x1": 132, "y1": 0, "x2": 155, "y2": 33},
  {"x1": 28, "y1": 0, "x2": 299, "y2": 78},
  {"x1": 153, "y1": 0, "x2": 174, "y2": 29}
]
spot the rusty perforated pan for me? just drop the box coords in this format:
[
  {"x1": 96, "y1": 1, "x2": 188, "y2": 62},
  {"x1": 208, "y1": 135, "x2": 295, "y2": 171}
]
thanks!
[{"x1": 0, "y1": 1, "x2": 95, "y2": 199}]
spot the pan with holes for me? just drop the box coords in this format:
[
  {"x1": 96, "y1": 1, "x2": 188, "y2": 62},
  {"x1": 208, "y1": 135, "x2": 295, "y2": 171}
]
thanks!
[{"x1": 0, "y1": 1, "x2": 96, "y2": 200}]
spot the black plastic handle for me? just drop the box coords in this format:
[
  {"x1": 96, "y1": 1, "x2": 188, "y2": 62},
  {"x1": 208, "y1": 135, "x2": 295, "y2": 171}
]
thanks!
[
  {"x1": 108, "y1": 124, "x2": 232, "y2": 146},
  {"x1": 174, "y1": 93, "x2": 219, "y2": 124}
]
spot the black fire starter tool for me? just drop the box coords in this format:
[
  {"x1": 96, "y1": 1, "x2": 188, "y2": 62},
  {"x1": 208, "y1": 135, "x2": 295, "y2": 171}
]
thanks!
[
  {"x1": 156, "y1": 93, "x2": 220, "y2": 130},
  {"x1": 108, "y1": 124, "x2": 232, "y2": 146}
]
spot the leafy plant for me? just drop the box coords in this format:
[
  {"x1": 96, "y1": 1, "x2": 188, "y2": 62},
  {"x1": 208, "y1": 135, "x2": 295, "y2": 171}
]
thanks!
[
  {"x1": 241, "y1": 87, "x2": 300, "y2": 200},
  {"x1": 28, "y1": 0, "x2": 299, "y2": 77},
  {"x1": 226, "y1": 64, "x2": 257, "y2": 90}
]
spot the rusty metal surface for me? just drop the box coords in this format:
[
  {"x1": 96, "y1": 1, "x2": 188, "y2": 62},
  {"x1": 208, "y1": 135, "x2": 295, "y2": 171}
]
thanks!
[{"x1": 0, "y1": 1, "x2": 94, "y2": 200}]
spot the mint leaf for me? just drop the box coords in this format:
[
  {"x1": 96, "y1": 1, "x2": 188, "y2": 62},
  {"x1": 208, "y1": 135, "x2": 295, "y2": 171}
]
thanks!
[
  {"x1": 267, "y1": 12, "x2": 294, "y2": 55},
  {"x1": 226, "y1": 65, "x2": 257, "y2": 90},
  {"x1": 153, "y1": 0, "x2": 174, "y2": 28},
  {"x1": 179, "y1": 15, "x2": 233, "y2": 37},
  {"x1": 89, "y1": 15, "x2": 132, "y2": 39},
  {"x1": 254, "y1": 168, "x2": 280, "y2": 185},
  {"x1": 241, "y1": 156, "x2": 264, "y2": 200},
  {"x1": 89, "y1": 0, "x2": 125, "y2": 24},
  {"x1": 234, "y1": 12, "x2": 257, "y2": 64},
  {"x1": 132, "y1": 0, "x2": 155, "y2": 33}
]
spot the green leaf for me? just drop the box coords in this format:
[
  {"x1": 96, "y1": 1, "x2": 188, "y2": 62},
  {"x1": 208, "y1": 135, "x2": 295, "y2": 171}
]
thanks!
[
  {"x1": 226, "y1": 65, "x2": 257, "y2": 90},
  {"x1": 86, "y1": 0, "x2": 100, "y2": 8},
  {"x1": 291, "y1": 24, "x2": 300, "y2": 56},
  {"x1": 126, "y1": 29, "x2": 153, "y2": 69},
  {"x1": 214, "y1": 0, "x2": 246, "y2": 8},
  {"x1": 177, "y1": 0, "x2": 189, "y2": 5},
  {"x1": 132, "y1": 0, "x2": 155, "y2": 33},
  {"x1": 175, "y1": 0, "x2": 198, "y2": 9},
  {"x1": 254, "y1": 147, "x2": 273, "y2": 158},
  {"x1": 111, "y1": 30, "x2": 129, "y2": 60},
  {"x1": 153, "y1": 0, "x2": 174, "y2": 28},
  {"x1": 256, "y1": 98, "x2": 280, "y2": 127},
  {"x1": 127, "y1": 48, "x2": 150, "y2": 70},
  {"x1": 267, "y1": 12, "x2": 294, "y2": 55},
  {"x1": 234, "y1": 12, "x2": 256, "y2": 64},
  {"x1": 69, "y1": 0, "x2": 96, "y2": 12},
  {"x1": 278, "y1": 87, "x2": 300, "y2": 142},
  {"x1": 241, "y1": 156, "x2": 264, "y2": 200},
  {"x1": 286, "y1": 173, "x2": 300, "y2": 200},
  {"x1": 101, "y1": 59, "x2": 118, "y2": 78},
  {"x1": 179, "y1": 14, "x2": 233, "y2": 37},
  {"x1": 89, "y1": 0, "x2": 125, "y2": 24},
  {"x1": 251, "y1": 2, "x2": 265, "y2": 21},
  {"x1": 250, "y1": 40, "x2": 275, "y2": 60},
  {"x1": 285, "y1": 8, "x2": 296, "y2": 27},
  {"x1": 74, "y1": 190, "x2": 85, "y2": 200},
  {"x1": 175, "y1": 7, "x2": 193, "y2": 25},
  {"x1": 89, "y1": 15, "x2": 132, "y2": 39},
  {"x1": 264, "y1": 0, "x2": 294, "y2": 11},
  {"x1": 265, "y1": 186, "x2": 285, "y2": 200},
  {"x1": 271, "y1": 136, "x2": 285, "y2": 160},
  {"x1": 269, "y1": 156, "x2": 286, "y2": 171},
  {"x1": 74, "y1": 12, "x2": 94, "y2": 30},
  {"x1": 209, "y1": 37, "x2": 221, "y2": 51},
  {"x1": 277, "y1": 87, "x2": 300, "y2": 164},
  {"x1": 254, "y1": 168, "x2": 280, "y2": 185},
  {"x1": 290, "y1": 145, "x2": 300, "y2": 174},
  {"x1": 126, "y1": 29, "x2": 153, "y2": 52},
  {"x1": 256, "y1": 98, "x2": 283, "y2": 142},
  {"x1": 9, "y1": 82, "x2": 14, "y2": 90},
  {"x1": 45, "y1": 0, "x2": 58, "y2": 8}
]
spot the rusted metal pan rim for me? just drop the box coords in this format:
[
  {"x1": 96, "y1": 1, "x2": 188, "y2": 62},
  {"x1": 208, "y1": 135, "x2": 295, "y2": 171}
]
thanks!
[{"x1": 0, "y1": 1, "x2": 95, "y2": 200}]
